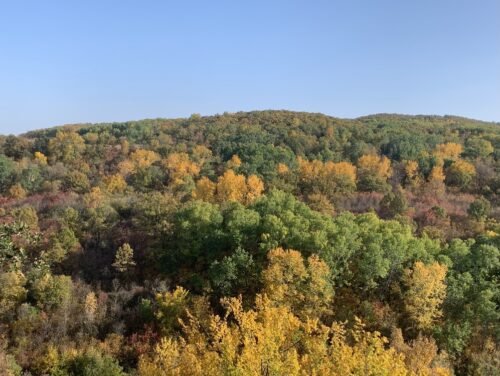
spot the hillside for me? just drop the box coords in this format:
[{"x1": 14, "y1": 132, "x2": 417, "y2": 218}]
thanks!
[{"x1": 1, "y1": 111, "x2": 499, "y2": 375}]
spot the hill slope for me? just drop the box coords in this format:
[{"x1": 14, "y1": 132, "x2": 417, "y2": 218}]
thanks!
[{"x1": 0, "y1": 110, "x2": 499, "y2": 375}]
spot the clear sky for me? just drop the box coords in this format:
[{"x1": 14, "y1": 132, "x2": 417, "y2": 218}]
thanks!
[{"x1": 0, "y1": 0, "x2": 499, "y2": 134}]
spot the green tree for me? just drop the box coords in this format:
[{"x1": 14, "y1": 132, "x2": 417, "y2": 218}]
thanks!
[
  {"x1": 464, "y1": 137, "x2": 494, "y2": 159},
  {"x1": 467, "y1": 197, "x2": 491, "y2": 221},
  {"x1": 58, "y1": 349, "x2": 126, "y2": 376},
  {"x1": 209, "y1": 247, "x2": 258, "y2": 298},
  {"x1": 31, "y1": 273, "x2": 72, "y2": 311},
  {"x1": 0, "y1": 154, "x2": 14, "y2": 192},
  {"x1": 62, "y1": 171, "x2": 91, "y2": 193},
  {"x1": 379, "y1": 187, "x2": 408, "y2": 219}
]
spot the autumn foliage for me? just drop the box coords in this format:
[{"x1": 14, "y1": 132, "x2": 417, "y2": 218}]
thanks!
[{"x1": 0, "y1": 111, "x2": 498, "y2": 375}]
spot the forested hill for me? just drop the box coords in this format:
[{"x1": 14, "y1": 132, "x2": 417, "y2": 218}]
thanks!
[
  {"x1": 1, "y1": 110, "x2": 500, "y2": 375},
  {"x1": 22, "y1": 110, "x2": 500, "y2": 141}
]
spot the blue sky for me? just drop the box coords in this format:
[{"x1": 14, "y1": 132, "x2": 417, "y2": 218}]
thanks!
[{"x1": 0, "y1": 0, "x2": 499, "y2": 134}]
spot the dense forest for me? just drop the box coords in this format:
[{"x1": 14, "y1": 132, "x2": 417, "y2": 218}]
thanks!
[{"x1": 0, "y1": 110, "x2": 499, "y2": 375}]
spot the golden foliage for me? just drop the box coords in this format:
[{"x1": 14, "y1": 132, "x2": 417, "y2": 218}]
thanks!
[
  {"x1": 130, "y1": 149, "x2": 160, "y2": 169},
  {"x1": 246, "y1": 174, "x2": 265, "y2": 203},
  {"x1": 226, "y1": 154, "x2": 242, "y2": 169},
  {"x1": 391, "y1": 328, "x2": 452, "y2": 376},
  {"x1": 215, "y1": 169, "x2": 247, "y2": 203},
  {"x1": 328, "y1": 161, "x2": 357, "y2": 182},
  {"x1": 195, "y1": 170, "x2": 265, "y2": 205},
  {"x1": 104, "y1": 174, "x2": 127, "y2": 193},
  {"x1": 120, "y1": 139, "x2": 130, "y2": 155},
  {"x1": 117, "y1": 149, "x2": 160, "y2": 177},
  {"x1": 448, "y1": 159, "x2": 476, "y2": 176},
  {"x1": 138, "y1": 295, "x2": 409, "y2": 376},
  {"x1": 262, "y1": 248, "x2": 333, "y2": 319},
  {"x1": 84, "y1": 292, "x2": 98, "y2": 323},
  {"x1": 8, "y1": 184, "x2": 26, "y2": 199},
  {"x1": 403, "y1": 261, "x2": 447, "y2": 330},
  {"x1": 192, "y1": 177, "x2": 216, "y2": 202},
  {"x1": 358, "y1": 154, "x2": 392, "y2": 179},
  {"x1": 34, "y1": 151, "x2": 48, "y2": 165},
  {"x1": 155, "y1": 287, "x2": 189, "y2": 335},
  {"x1": 297, "y1": 157, "x2": 357, "y2": 194},
  {"x1": 434, "y1": 143, "x2": 463, "y2": 161},
  {"x1": 164, "y1": 153, "x2": 200, "y2": 185},
  {"x1": 428, "y1": 166, "x2": 445, "y2": 183},
  {"x1": 297, "y1": 156, "x2": 323, "y2": 181},
  {"x1": 405, "y1": 160, "x2": 421, "y2": 187},
  {"x1": 277, "y1": 163, "x2": 289, "y2": 174},
  {"x1": 405, "y1": 160, "x2": 419, "y2": 179},
  {"x1": 444, "y1": 159, "x2": 476, "y2": 188},
  {"x1": 117, "y1": 159, "x2": 135, "y2": 176}
]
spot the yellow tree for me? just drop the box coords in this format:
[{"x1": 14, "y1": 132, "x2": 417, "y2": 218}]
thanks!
[
  {"x1": 8, "y1": 183, "x2": 26, "y2": 199},
  {"x1": 297, "y1": 157, "x2": 323, "y2": 184},
  {"x1": 323, "y1": 161, "x2": 357, "y2": 193},
  {"x1": 426, "y1": 165, "x2": 446, "y2": 195},
  {"x1": 434, "y1": 142, "x2": 463, "y2": 161},
  {"x1": 262, "y1": 248, "x2": 333, "y2": 319},
  {"x1": 329, "y1": 161, "x2": 357, "y2": 185},
  {"x1": 277, "y1": 163, "x2": 289, "y2": 175},
  {"x1": 163, "y1": 152, "x2": 200, "y2": 185},
  {"x1": 213, "y1": 170, "x2": 265, "y2": 204},
  {"x1": 358, "y1": 154, "x2": 392, "y2": 179},
  {"x1": 404, "y1": 160, "x2": 420, "y2": 187},
  {"x1": 428, "y1": 165, "x2": 445, "y2": 183},
  {"x1": 138, "y1": 295, "x2": 409, "y2": 376},
  {"x1": 120, "y1": 138, "x2": 130, "y2": 155},
  {"x1": 104, "y1": 174, "x2": 127, "y2": 193},
  {"x1": 33, "y1": 151, "x2": 48, "y2": 165},
  {"x1": 215, "y1": 169, "x2": 247, "y2": 203},
  {"x1": 245, "y1": 174, "x2": 264, "y2": 204},
  {"x1": 357, "y1": 154, "x2": 392, "y2": 192},
  {"x1": 48, "y1": 130, "x2": 86, "y2": 164},
  {"x1": 403, "y1": 261, "x2": 447, "y2": 330},
  {"x1": 117, "y1": 149, "x2": 160, "y2": 179},
  {"x1": 117, "y1": 159, "x2": 135, "y2": 176},
  {"x1": 391, "y1": 328, "x2": 452, "y2": 376},
  {"x1": 130, "y1": 149, "x2": 160, "y2": 170},
  {"x1": 194, "y1": 172, "x2": 264, "y2": 204},
  {"x1": 192, "y1": 177, "x2": 216, "y2": 202},
  {"x1": 445, "y1": 159, "x2": 476, "y2": 189},
  {"x1": 297, "y1": 157, "x2": 356, "y2": 195},
  {"x1": 155, "y1": 286, "x2": 189, "y2": 335},
  {"x1": 226, "y1": 154, "x2": 242, "y2": 170}
]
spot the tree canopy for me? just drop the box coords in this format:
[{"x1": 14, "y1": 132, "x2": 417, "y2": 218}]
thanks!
[{"x1": 1, "y1": 111, "x2": 499, "y2": 375}]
